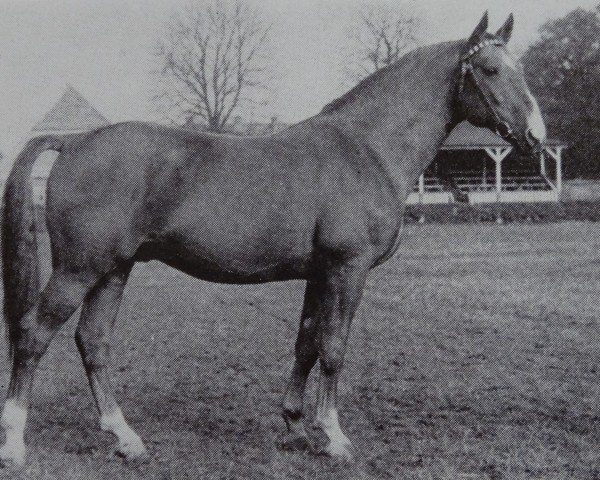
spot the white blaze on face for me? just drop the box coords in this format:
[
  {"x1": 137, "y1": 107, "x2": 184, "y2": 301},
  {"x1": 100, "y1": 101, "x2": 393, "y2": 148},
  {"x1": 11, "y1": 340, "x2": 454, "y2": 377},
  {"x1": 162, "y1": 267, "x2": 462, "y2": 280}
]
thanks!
[
  {"x1": 501, "y1": 51, "x2": 518, "y2": 71},
  {"x1": 526, "y1": 90, "x2": 547, "y2": 143},
  {"x1": 499, "y1": 49, "x2": 547, "y2": 143}
]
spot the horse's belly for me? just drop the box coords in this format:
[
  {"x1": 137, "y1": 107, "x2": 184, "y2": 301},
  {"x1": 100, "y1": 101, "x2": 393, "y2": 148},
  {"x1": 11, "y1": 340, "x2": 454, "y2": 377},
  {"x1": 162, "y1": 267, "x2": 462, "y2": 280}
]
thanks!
[
  {"x1": 142, "y1": 179, "x2": 318, "y2": 282},
  {"x1": 159, "y1": 250, "x2": 310, "y2": 284},
  {"x1": 140, "y1": 233, "x2": 312, "y2": 284}
]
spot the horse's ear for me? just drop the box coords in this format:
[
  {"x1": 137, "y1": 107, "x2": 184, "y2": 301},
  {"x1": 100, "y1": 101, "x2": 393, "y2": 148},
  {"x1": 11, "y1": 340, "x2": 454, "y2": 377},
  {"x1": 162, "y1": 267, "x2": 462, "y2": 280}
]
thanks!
[
  {"x1": 468, "y1": 11, "x2": 489, "y2": 44},
  {"x1": 496, "y1": 13, "x2": 514, "y2": 43}
]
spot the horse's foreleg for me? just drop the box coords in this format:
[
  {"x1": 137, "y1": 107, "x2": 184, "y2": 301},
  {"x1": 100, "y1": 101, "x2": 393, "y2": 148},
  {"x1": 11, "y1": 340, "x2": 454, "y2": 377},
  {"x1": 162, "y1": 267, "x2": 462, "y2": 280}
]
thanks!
[
  {"x1": 75, "y1": 264, "x2": 147, "y2": 461},
  {"x1": 281, "y1": 280, "x2": 321, "y2": 451},
  {"x1": 0, "y1": 271, "x2": 97, "y2": 466},
  {"x1": 313, "y1": 259, "x2": 368, "y2": 460}
]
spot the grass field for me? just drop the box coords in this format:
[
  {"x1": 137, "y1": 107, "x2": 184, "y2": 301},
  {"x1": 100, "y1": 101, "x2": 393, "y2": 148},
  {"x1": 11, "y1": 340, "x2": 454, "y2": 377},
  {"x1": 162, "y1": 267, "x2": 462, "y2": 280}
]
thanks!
[{"x1": 1, "y1": 222, "x2": 600, "y2": 479}]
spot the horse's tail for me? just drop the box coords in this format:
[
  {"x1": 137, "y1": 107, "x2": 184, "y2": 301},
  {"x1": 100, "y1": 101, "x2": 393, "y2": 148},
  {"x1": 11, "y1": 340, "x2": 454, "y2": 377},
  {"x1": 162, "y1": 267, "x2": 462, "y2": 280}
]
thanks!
[{"x1": 2, "y1": 135, "x2": 66, "y2": 360}]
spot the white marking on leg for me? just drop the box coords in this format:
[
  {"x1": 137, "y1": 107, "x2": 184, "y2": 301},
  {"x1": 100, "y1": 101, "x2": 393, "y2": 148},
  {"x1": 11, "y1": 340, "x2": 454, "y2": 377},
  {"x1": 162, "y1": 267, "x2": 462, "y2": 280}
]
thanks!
[
  {"x1": 315, "y1": 374, "x2": 354, "y2": 459},
  {"x1": 0, "y1": 399, "x2": 28, "y2": 466},
  {"x1": 100, "y1": 407, "x2": 147, "y2": 459},
  {"x1": 526, "y1": 90, "x2": 546, "y2": 142},
  {"x1": 315, "y1": 408, "x2": 352, "y2": 454}
]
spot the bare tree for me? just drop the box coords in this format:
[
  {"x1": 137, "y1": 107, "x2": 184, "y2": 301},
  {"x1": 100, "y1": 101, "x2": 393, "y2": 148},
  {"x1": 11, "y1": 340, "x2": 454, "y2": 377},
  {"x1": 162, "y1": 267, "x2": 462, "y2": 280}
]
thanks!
[
  {"x1": 343, "y1": 3, "x2": 421, "y2": 83},
  {"x1": 154, "y1": 0, "x2": 271, "y2": 132}
]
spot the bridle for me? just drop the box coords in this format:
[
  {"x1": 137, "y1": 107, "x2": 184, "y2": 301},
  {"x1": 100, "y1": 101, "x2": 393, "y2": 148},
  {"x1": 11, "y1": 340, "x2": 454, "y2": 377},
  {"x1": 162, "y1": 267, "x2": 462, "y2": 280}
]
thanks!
[{"x1": 457, "y1": 38, "x2": 516, "y2": 142}]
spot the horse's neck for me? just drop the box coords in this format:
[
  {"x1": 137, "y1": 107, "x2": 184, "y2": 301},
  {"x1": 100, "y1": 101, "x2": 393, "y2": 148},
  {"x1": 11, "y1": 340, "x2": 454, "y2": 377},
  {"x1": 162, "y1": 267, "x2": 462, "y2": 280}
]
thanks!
[{"x1": 316, "y1": 41, "x2": 462, "y2": 197}]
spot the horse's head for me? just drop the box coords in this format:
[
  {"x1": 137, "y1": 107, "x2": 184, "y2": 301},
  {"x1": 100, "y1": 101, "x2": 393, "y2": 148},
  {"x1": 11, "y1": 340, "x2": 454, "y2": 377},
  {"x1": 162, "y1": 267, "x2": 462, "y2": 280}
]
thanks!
[{"x1": 456, "y1": 12, "x2": 546, "y2": 154}]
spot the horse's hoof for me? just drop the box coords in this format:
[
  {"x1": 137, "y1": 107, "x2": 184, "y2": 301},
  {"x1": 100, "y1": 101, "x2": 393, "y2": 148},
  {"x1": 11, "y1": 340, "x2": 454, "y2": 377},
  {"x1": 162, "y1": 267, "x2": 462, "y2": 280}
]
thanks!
[
  {"x1": 279, "y1": 431, "x2": 311, "y2": 452},
  {"x1": 115, "y1": 439, "x2": 149, "y2": 463},
  {"x1": 310, "y1": 422, "x2": 356, "y2": 461},
  {"x1": 321, "y1": 439, "x2": 356, "y2": 462},
  {"x1": 0, "y1": 442, "x2": 26, "y2": 468}
]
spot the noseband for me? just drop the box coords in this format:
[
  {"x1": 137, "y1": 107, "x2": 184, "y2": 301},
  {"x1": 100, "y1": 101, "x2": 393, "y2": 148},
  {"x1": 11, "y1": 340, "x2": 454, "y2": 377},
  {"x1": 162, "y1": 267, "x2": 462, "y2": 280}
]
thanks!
[{"x1": 457, "y1": 38, "x2": 516, "y2": 142}]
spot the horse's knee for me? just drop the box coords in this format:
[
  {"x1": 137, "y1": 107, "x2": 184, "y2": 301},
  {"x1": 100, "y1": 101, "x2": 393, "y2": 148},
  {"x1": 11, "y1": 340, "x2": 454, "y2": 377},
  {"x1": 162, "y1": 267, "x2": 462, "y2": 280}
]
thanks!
[
  {"x1": 294, "y1": 317, "x2": 318, "y2": 360},
  {"x1": 319, "y1": 322, "x2": 348, "y2": 371},
  {"x1": 294, "y1": 339, "x2": 318, "y2": 368},
  {"x1": 13, "y1": 309, "x2": 55, "y2": 361},
  {"x1": 319, "y1": 344, "x2": 345, "y2": 376}
]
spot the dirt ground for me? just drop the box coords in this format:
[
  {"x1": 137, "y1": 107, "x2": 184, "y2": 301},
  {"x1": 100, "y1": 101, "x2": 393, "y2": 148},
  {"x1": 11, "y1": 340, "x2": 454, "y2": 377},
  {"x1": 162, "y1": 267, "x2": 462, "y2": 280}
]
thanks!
[{"x1": 0, "y1": 222, "x2": 599, "y2": 480}]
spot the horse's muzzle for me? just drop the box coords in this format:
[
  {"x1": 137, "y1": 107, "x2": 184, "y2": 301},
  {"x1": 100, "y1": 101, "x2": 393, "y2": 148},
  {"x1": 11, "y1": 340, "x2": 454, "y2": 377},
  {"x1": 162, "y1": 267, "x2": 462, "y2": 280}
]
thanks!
[{"x1": 526, "y1": 129, "x2": 544, "y2": 153}]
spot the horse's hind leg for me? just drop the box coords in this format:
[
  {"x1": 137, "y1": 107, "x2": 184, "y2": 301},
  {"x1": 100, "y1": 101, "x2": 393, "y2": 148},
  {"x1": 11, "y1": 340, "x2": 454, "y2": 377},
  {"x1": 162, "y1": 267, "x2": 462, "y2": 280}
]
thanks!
[
  {"x1": 281, "y1": 280, "x2": 321, "y2": 451},
  {"x1": 75, "y1": 263, "x2": 147, "y2": 461},
  {"x1": 0, "y1": 270, "x2": 98, "y2": 466}
]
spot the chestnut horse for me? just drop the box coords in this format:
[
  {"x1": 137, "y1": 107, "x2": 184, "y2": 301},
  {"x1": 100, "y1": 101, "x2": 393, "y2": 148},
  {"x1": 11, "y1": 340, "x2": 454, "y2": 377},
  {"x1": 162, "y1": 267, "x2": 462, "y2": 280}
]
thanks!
[{"x1": 1, "y1": 13, "x2": 545, "y2": 465}]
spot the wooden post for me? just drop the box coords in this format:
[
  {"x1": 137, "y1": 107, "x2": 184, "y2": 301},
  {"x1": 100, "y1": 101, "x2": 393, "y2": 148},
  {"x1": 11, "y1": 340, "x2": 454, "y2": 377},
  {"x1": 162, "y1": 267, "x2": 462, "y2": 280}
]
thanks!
[
  {"x1": 545, "y1": 147, "x2": 564, "y2": 194},
  {"x1": 556, "y1": 148, "x2": 562, "y2": 193},
  {"x1": 540, "y1": 152, "x2": 546, "y2": 177},
  {"x1": 495, "y1": 155, "x2": 502, "y2": 202},
  {"x1": 485, "y1": 147, "x2": 511, "y2": 203},
  {"x1": 482, "y1": 159, "x2": 487, "y2": 187},
  {"x1": 418, "y1": 174, "x2": 425, "y2": 204},
  {"x1": 417, "y1": 174, "x2": 426, "y2": 223}
]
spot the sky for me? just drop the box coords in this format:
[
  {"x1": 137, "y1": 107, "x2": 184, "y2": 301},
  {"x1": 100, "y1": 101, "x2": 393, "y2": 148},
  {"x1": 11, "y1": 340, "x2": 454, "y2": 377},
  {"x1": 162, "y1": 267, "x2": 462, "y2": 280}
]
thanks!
[{"x1": 1, "y1": 0, "x2": 598, "y2": 157}]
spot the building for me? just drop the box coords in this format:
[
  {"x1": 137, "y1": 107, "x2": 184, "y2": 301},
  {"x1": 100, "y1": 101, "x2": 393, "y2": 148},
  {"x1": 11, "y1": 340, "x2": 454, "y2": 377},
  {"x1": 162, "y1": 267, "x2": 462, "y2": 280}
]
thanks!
[
  {"x1": 24, "y1": 85, "x2": 109, "y2": 204},
  {"x1": 407, "y1": 121, "x2": 566, "y2": 205}
]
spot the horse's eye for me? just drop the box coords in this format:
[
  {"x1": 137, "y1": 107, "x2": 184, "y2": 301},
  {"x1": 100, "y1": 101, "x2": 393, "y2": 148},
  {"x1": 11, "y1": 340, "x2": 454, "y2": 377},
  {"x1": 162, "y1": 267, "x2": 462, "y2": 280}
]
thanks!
[{"x1": 481, "y1": 66, "x2": 499, "y2": 76}]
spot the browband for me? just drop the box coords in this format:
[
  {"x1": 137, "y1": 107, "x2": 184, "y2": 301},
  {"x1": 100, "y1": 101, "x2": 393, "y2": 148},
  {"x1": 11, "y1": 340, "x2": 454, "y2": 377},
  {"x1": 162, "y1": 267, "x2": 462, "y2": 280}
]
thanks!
[{"x1": 461, "y1": 38, "x2": 505, "y2": 62}]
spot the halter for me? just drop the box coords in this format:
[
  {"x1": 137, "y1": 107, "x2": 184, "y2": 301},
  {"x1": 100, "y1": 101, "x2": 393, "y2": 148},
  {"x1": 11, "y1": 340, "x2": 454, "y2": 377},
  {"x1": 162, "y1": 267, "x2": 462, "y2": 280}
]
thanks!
[{"x1": 457, "y1": 38, "x2": 515, "y2": 141}]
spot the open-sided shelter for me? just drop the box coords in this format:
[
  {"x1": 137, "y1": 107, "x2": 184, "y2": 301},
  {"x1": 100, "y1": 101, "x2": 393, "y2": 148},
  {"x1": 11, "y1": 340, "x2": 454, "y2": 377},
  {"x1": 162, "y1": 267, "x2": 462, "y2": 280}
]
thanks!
[{"x1": 406, "y1": 121, "x2": 566, "y2": 204}]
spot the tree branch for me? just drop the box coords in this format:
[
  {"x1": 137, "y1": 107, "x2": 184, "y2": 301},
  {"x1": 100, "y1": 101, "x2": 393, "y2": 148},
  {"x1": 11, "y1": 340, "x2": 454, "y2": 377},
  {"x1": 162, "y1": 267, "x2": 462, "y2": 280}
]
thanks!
[{"x1": 153, "y1": 0, "x2": 272, "y2": 132}]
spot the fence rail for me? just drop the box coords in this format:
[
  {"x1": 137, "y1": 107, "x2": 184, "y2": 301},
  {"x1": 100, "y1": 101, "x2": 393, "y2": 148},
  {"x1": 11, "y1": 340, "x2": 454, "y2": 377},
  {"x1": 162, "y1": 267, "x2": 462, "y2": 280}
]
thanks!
[{"x1": 414, "y1": 174, "x2": 552, "y2": 193}]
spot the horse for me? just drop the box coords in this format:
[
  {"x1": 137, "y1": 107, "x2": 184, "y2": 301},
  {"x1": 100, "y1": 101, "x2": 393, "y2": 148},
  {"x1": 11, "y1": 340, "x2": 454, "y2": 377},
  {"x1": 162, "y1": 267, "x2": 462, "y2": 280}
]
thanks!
[{"x1": 0, "y1": 12, "x2": 545, "y2": 466}]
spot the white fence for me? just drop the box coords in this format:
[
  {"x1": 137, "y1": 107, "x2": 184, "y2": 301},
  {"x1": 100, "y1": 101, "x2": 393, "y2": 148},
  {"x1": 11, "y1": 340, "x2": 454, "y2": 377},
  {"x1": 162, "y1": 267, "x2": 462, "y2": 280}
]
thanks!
[{"x1": 407, "y1": 173, "x2": 559, "y2": 205}]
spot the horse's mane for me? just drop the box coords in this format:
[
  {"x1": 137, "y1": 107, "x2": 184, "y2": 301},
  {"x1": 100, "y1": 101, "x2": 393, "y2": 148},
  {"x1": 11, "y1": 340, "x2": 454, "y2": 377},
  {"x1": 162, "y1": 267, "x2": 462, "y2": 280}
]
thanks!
[{"x1": 321, "y1": 40, "x2": 464, "y2": 114}]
